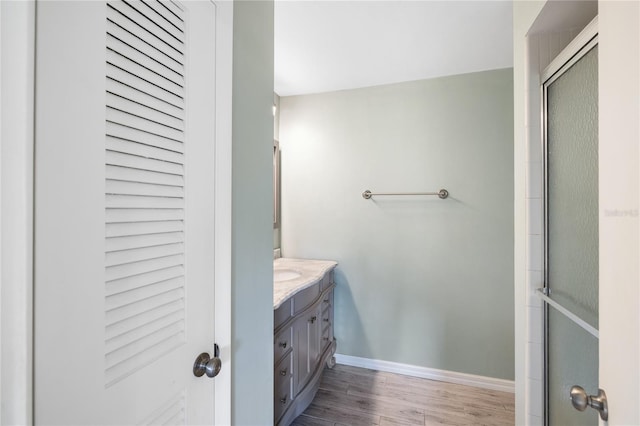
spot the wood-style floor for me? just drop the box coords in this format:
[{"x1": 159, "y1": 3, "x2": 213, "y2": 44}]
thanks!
[{"x1": 291, "y1": 364, "x2": 515, "y2": 426}]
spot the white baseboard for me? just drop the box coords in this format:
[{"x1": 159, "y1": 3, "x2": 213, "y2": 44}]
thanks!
[{"x1": 334, "y1": 354, "x2": 515, "y2": 394}]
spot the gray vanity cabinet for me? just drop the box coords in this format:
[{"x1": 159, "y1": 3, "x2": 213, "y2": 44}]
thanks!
[{"x1": 274, "y1": 270, "x2": 336, "y2": 426}]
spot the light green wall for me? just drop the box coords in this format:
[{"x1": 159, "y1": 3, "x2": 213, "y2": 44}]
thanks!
[
  {"x1": 231, "y1": 1, "x2": 274, "y2": 424},
  {"x1": 280, "y1": 69, "x2": 515, "y2": 380}
]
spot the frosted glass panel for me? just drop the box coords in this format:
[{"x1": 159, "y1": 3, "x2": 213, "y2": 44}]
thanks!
[
  {"x1": 548, "y1": 310, "x2": 599, "y2": 425},
  {"x1": 547, "y1": 44, "x2": 599, "y2": 328},
  {"x1": 546, "y1": 44, "x2": 598, "y2": 425}
]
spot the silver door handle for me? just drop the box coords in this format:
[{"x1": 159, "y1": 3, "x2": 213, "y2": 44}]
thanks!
[
  {"x1": 193, "y1": 344, "x2": 222, "y2": 378},
  {"x1": 570, "y1": 385, "x2": 608, "y2": 421}
]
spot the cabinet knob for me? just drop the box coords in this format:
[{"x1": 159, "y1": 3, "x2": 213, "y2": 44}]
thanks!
[
  {"x1": 280, "y1": 368, "x2": 287, "y2": 376},
  {"x1": 278, "y1": 341, "x2": 287, "y2": 349},
  {"x1": 323, "y1": 299, "x2": 329, "y2": 303},
  {"x1": 323, "y1": 318, "x2": 330, "y2": 322},
  {"x1": 280, "y1": 395, "x2": 288, "y2": 404},
  {"x1": 309, "y1": 316, "x2": 317, "y2": 324}
]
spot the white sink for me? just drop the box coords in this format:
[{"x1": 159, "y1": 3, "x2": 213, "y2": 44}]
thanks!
[{"x1": 274, "y1": 268, "x2": 302, "y2": 282}]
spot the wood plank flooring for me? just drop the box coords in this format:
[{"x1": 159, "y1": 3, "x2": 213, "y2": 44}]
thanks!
[{"x1": 291, "y1": 364, "x2": 514, "y2": 426}]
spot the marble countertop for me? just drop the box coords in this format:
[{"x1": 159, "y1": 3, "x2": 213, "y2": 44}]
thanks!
[{"x1": 273, "y1": 258, "x2": 338, "y2": 309}]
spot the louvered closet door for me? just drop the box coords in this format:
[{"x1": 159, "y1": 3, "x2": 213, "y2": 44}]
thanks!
[{"x1": 34, "y1": 1, "x2": 230, "y2": 424}]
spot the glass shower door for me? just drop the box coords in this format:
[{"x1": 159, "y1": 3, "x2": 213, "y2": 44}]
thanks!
[{"x1": 542, "y1": 34, "x2": 599, "y2": 425}]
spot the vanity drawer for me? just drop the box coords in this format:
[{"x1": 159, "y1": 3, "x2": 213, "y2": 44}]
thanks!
[
  {"x1": 274, "y1": 326, "x2": 292, "y2": 363},
  {"x1": 275, "y1": 351, "x2": 293, "y2": 422},
  {"x1": 293, "y1": 283, "x2": 320, "y2": 315},
  {"x1": 274, "y1": 299, "x2": 291, "y2": 329}
]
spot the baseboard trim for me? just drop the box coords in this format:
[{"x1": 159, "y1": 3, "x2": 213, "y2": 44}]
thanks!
[{"x1": 334, "y1": 354, "x2": 515, "y2": 393}]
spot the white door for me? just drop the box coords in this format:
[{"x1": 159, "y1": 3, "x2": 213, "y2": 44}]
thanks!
[{"x1": 34, "y1": 1, "x2": 232, "y2": 424}]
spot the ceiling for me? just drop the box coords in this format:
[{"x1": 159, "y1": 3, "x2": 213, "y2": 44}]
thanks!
[{"x1": 274, "y1": 1, "x2": 514, "y2": 96}]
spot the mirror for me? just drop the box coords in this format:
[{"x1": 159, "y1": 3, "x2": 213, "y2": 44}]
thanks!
[{"x1": 274, "y1": 139, "x2": 280, "y2": 229}]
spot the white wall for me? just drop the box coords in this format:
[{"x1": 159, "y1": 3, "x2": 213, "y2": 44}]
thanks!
[{"x1": 280, "y1": 69, "x2": 515, "y2": 381}]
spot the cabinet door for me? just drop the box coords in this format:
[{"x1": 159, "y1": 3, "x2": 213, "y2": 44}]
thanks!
[
  {"x1": 293, "y1": 316, "x2": 308, "y2": 394},
  {"x1": 308, "y1": 305, "x2": 322, "y2": 368},
  {"x1": 294, "y1": 306, "x2": 321, "y2": 394}
]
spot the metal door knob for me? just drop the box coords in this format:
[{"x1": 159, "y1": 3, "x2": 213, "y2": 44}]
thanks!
[
  {"x1": 570, "y1": 385, "x2": 608, "y2": 421},
  {"x1": 193, "y1": 344, "x2": 221, "y2": 378}
]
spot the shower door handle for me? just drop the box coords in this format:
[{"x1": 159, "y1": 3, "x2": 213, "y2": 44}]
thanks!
[{"x1": 570, "y1": 385, "x2": 608, "y2": 421}]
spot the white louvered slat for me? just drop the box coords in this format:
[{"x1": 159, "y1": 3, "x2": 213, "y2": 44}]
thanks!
[
  {"x1": 107, "y1": 165, "x2": 184, "y2": 187},
  {"x1": 109, "y1": 1, "x2": 183, "y2": 56},
  {"x1": 106, "y1": 195, "x2": 184, "y2": 209},
  {"x1": 106, "y1": 180, "x2": 183, "y2": 198},
  {"x1": 107, "y1": 3, "x2": 183, "y2": 67},
  {"x1": 158, "y1": 408, "x2": 184, "y2": 426},
  {"x1": 106, "y1": 121, "x2": 183, "y2": 154},
  {"x1": 134, "y1": 0, "x2": 184, "y2": 44},
  {"x1": 107, "y1": 64, "x2": 182, "y2": 109},
  {"x1": 107, "y1": 33, "x2": 184, "y2": 88},
  {"x1": 162, "y1": 1, "x2": 185, "y2": 22},
  {"x1": 106, "y1": 310, "x2": 184, "y2": 357},
  {"x1": 106, "y1": 220, "x2": 183, "y2": 238},
  {"x1": 106, "y1": 6, "x2": 183, "y2": 74},
  {"x1": 106, "y1": 137, "x2": 183, "y2": 165},
  {"x1": 105, "y1": 325, "x2": 184, "y2": 385},
  {"x1": 139, "y1": 392, "x2": 185, "y2": 426},
  {"x1": 106, "y1": 254, "x2": 183, "y2": 283},
  {"x1": 105, "y1": 319, "x2": 184, "y2": 367},
  {"x1": 106, "y1": 299, "x2": 183, "y2": 340},
  {"x1": 107, "y1": 107, "x2": 183, "y2": 142},
  {"x1": 107, "y1": 50, "x2": 183, "y2": 100},
  {"x1": 106, "y1": 274, "x2": 184, "y2": 309},
  {"x1": 106, "y1": 208, "x2": 184, "y2": 224},
  {"x1": 107, "y1": 79, "x2": 183, "y2": 121},
  {"x1": 105, "y1": 336, "x2": 184, "y2": 386},
  {"x1": 106, "y1": 19, "x2": 183, "y2": 79},
  {"x1": 106, "y1": 151, "x2": 183, "y2": 175},
  {"x1": 106, "y1": 243, "x2": 183, "y2": 267},
  {"x1": 106, "y1": 92, "x2": 184, "y2": 132},
  {"x1": 163, "y1": 413, "x2": 183, "y2": 426},
  {"x1": 106, "y1": 232, "x2": 183, "y2": 252},
  {"x1": 105, "y1": 0, "x2": 186, "y2": 387},
  {"x1": 106, "y1": 265, "x2": 184, "y2": 296},
  {"x1": 105, "y1": 287, "x2": 183, "y2": 328},
  {"x1": 143, "y1": 1, "x2": 184, "y2": 35}
]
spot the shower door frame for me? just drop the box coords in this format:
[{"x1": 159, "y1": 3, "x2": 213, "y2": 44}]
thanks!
[{"x1": 540, "y1": 18, "x2": 599, "y2": 426}]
